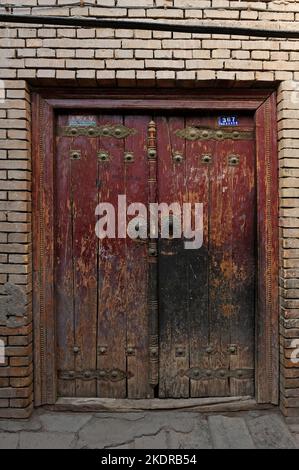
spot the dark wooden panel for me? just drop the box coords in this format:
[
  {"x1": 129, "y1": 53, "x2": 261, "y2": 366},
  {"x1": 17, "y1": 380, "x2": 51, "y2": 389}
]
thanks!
[
  {"x1": 124, "y1": 115, "x2": 153, "y2": 399},
  {"x1": 96, "y1": 114, "x2": 127, "y2": 398},
  {"x1": 157, "y1": 115, "x2": 189, "y2": 398},
  {"x1": 185, "y1": 116, "x2": 213, "y2": 398},
  {"x1": 55, "y1": 113, "x2": 152, "y2": 399},
  {"x1": 208, "y1": 121, "x2": 232, "y2": 397},
  {"x1": 208, "y1": 115, "x2": 255, "y2": 397},
  {"x1": 55, "y1": 114, "x2": 99, "y2": 397},
  {"x1": 158, "y1": 114, "x2": 256, "y2": 398},
  {"x1": 229, "y1": 122, "x2": 255, "y2": 397},
  {"x1": 71, "y1": 115, "x2": 98, "y2": 397},
  {"x1": 55, "y1": 114, "x2": 75, "y2": 397}
]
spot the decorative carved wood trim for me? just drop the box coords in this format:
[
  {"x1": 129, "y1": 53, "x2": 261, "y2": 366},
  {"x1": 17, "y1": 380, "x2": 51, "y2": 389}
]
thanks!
[
  {"x1": 255, "y1": 92, "x2": 279, "y2": 404},
  {"x1": 32, "y1": 93, "x2": 56, "y2": 406},
  {"x1": 147, "y1": 120, "x2": 159, "y2": 387}
]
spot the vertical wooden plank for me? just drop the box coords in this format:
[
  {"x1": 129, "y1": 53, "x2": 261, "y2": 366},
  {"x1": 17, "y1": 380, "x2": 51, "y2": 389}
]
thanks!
[
  {"x1": 33, "y1": 97, "x2": 56, "y2": 404},
  {"x1": 55, "y1": 114, "x2": 75, "y2": 397},
  {"x1": 70, "y1": 115, "x2": 98, "y2": 397},
  {"x1": 157, "y1": 115, "x2": 189, "y2": 398},
  {"x1": 97, "y1": 114, "x2": 127, "y2": 398},
  {"x1": 43, "y1": 101, "x2": 57, "y2": 403},
  {"x1": 208, "y1": 121, "x2": 231, "y2": 397},
  {"x1": 124, "y1": 115, "x2": 153, "y2": 398},
  {"x1": 185, "y1": 116, "x2": 213, "y2": 397},
  {"x1": 229, "y1": 116, "x2": 256, "y2": 397}
]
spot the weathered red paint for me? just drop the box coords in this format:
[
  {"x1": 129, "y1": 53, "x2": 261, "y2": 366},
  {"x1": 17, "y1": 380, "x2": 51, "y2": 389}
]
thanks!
[
  {"x1": 55, "y1": 112, "x2": 256, "y2": 399},
  {"x1": 32, "y1": 89, "x2": 278, "y2": 405},
  {"x1": 157, "y1": 114, "x2": 255, "y2": 398}
]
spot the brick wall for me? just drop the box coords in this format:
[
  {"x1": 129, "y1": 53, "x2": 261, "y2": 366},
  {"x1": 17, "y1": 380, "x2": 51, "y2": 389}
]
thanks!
[
  {"x1": 0, "y1": 78, "x2": 32, "y2": 417},
  {"x1": 0, "y1": 0, "x2": 299, "y2": 417}
]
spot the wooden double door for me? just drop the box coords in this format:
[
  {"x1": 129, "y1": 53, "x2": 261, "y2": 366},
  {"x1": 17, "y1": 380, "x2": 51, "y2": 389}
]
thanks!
[{"x1": 55, "y1": 111, "x2": 256, "y2": 399}]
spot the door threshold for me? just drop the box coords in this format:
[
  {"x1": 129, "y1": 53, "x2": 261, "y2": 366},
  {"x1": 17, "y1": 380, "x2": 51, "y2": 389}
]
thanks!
[{"x1": 49, "y1": 396, "x2": 275, "y2": 413}]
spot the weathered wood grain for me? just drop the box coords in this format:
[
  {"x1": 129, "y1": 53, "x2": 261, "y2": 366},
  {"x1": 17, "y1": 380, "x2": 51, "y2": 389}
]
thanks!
[
  {"x1": 124, "y1": 115, "x2": 153, "y2": 398},
  {"x1": 33, "y1": 91, "x2": 278, "y2": 406},
  {"x1": 229, "y1": 117, "x2": 255, "y2": 397},
  {"x1": 185, "y1": 116, "x2": 211, "y2": 398},
  {"x1": 96, "y1": 114, "x2": 126, "y2": 398},
  {"x1": 55, "y1": 114, "x2": 75, "y2": 398},
  {"x1": 71, "y1": 114, "x2": 98, "y2": 397},
  {"x1": 157, "y1": 116, "x2": 189, "y2": 398}
]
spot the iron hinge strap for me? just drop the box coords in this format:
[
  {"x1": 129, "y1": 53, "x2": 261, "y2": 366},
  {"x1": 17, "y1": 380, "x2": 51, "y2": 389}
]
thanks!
[
  {"x1": 182, "y1": 368, "x2": 254, "y2": 380},
  {"x1": 175, "y1": 127, "x2": 254, "y2": 141}
]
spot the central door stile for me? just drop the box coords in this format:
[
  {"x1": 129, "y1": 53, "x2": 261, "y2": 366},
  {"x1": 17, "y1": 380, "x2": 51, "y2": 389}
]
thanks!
[{"x1": 147, "y1": 120, "x2": 159, "y2": 390}]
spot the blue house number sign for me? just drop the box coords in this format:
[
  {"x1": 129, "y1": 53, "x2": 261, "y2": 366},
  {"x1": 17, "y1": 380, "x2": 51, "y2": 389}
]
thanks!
[{"x1": 218, "y1": 116, "x2": 239, "y2": 126}]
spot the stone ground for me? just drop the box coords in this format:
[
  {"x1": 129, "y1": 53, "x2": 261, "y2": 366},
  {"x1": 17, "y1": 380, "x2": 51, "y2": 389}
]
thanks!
[{"x1": 0, "y1": 409, "x2": 298, "y2": 449}]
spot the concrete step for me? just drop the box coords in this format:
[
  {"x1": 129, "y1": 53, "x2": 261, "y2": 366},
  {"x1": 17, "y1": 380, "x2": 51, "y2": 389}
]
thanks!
[
  {"x1": 208, "y1": 415, "x2": 255, "y2": 449},
  {"x1": 246, "y1": 413, "x2": 298, "y2": 449}
]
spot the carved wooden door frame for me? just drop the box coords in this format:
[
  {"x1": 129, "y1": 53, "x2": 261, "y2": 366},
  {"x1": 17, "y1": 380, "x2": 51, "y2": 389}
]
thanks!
[{"x1": 32, "y1": 88, "x2": 278, "y2": 406}]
